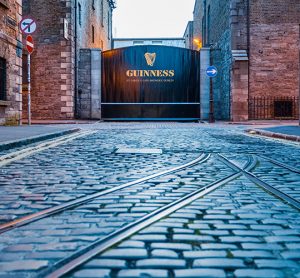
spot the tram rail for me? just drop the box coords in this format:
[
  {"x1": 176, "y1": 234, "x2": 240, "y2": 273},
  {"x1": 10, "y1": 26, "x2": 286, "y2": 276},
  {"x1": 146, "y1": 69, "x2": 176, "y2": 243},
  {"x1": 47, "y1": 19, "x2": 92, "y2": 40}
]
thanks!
[{"x1": 0, "y1": 153, "x2": 211, "y2": 234}]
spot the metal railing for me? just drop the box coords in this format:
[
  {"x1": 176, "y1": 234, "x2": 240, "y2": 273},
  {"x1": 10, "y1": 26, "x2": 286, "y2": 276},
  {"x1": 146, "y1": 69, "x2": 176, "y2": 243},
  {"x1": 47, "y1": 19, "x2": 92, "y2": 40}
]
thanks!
[{"x1": 249, "y1": 96, "x2": 299, "y2": 120}]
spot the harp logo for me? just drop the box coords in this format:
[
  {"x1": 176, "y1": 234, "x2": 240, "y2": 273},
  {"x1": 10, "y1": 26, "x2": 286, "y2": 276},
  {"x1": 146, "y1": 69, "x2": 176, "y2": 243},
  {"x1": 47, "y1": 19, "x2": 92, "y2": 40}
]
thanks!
[{"x1": 145, "y1": 53, "x2": 156, "y2": 67}]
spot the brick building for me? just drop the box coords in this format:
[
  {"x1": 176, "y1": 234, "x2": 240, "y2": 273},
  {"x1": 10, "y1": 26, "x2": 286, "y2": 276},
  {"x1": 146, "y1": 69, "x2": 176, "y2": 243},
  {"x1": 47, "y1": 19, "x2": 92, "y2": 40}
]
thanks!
[
  {"x1": 22, "y1": 0, "x2": 115, "y2": 120},
  {"x1": 0, "y1": 0, "x2": 22, "y2": 125},
  {"x1": 192, "y1": 0, "x2": 300, "y2": 121}
]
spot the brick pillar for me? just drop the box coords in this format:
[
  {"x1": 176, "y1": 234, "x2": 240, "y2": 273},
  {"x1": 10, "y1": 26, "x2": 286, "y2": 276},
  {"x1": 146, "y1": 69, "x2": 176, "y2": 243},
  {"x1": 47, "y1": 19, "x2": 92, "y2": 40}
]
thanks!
[
  {"x1": 231, "y1": 60, "x2": 249, "y2": 121},
  {"x1": 78, "y1": 49, "x2": 101, "y2": 119}
]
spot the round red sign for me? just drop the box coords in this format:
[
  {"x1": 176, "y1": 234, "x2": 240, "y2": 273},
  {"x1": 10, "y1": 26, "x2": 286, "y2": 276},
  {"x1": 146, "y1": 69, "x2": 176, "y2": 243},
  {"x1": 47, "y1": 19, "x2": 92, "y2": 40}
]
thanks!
[{"x1": 26, "y1": 35, "x2": 34, "y2": 54}]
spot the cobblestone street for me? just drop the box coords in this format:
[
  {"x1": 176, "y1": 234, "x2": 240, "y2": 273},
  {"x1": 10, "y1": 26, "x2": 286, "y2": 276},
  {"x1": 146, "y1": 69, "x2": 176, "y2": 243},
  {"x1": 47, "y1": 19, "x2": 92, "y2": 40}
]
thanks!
[{"x1": 0, "y1": 123, "x2": 299, "y2": 278}]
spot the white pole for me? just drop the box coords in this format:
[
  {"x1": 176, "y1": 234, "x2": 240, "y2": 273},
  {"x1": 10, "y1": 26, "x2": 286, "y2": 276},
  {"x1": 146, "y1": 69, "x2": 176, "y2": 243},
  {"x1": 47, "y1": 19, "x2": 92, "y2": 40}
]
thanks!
[{"x1": 27, "y1": 54, "x2": 31, "y2": 125}]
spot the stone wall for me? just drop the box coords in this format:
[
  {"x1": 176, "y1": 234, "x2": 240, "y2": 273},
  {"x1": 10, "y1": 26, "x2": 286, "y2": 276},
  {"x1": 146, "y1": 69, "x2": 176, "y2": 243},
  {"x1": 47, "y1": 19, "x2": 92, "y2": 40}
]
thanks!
[
  {"x1": 78, "y1": 49, "x2": 101, "y2": 119},
  {"x1": 0, "y1": 0, "x2": 22, "y2": 125},
  {"x1": 77, "y1": 0, "x2": 112, "y2": 51},
  {"x1": 183, "y1": 21, "x2": 194, "y2": 49},
  {"x1": 193, "y1": 0, "x2": 202, "y2": 50},
  {"x1": 194, "y1": 0, "x2": 232, "y2": 120}
]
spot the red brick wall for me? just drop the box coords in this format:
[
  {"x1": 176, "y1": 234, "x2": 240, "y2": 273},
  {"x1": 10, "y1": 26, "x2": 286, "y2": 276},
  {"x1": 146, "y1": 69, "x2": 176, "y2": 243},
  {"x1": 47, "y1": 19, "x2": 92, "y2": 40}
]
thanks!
[
  {"x1": 22, "y1": 0, "x2": 113, "y2": 120},
  {"x1": 22, "y1": 0, "x2": 74, "y2": 120},
  {"x1": 249, "y1": 0, "x2": 300, "y2": 98}
]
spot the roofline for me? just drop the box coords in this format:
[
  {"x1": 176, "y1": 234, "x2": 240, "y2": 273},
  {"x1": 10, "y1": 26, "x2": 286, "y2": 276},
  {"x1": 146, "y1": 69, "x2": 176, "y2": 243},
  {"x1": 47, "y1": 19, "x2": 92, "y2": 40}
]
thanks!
[
  {"x1": 183, "y1": 21, "x2": 193, "y2": 36},
  {"x1": 113, "y1": 37, "x2": 185, "y2": 41},
  {"x1": 193, "y1": 0, "x2": 197, "y2": 14}
]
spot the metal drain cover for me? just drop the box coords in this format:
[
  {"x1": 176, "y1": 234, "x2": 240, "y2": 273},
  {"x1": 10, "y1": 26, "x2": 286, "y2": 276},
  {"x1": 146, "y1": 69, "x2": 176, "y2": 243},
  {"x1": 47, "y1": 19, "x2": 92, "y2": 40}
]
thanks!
[{"x1": 116, "y1": 148, "x2": 163, "y2": 154}]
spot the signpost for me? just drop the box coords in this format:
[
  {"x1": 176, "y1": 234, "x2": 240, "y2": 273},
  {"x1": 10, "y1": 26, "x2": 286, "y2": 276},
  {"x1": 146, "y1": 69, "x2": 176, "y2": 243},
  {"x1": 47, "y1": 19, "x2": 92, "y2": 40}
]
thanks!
[
  {"x1": 20, "y1": 15, "x2": 37, "y2": 125},
  {"x1": 206, "y1": 65, "x2": 218, "y2": 123},
  {"x1": 26, "y1": 35, "x2": 34, "y2": 125},
  {"x1": 20, "y1": 17, "x2": 37, "y2": 35},
  {"x1": 206, "y1": 66, "x2": 218, "y2": 78}
]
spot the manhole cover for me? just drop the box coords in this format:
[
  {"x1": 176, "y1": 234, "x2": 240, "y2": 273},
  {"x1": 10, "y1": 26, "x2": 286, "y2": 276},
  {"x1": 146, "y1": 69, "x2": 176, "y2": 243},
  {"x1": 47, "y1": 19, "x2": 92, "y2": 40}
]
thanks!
[{"x1": 116, "y1": 148, "x2": 163, "y2": 154}]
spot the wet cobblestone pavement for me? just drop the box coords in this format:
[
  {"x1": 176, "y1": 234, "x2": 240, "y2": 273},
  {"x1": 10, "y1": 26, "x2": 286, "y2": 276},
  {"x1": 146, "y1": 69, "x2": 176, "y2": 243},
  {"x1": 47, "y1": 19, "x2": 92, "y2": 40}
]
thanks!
[{"x1": 0, "y1": 123, "x2": 299, "y2": 278}]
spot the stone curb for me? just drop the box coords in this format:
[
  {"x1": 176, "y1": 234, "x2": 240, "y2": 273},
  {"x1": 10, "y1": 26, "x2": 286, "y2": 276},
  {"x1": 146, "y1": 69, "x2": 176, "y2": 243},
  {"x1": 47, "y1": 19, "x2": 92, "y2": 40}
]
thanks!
[
  {"x1": 246, "y1": 129, "x2": 300, "y2": 142},
  {"x1": 0, "y1": 128, "x2": 81, "y2": 152}
]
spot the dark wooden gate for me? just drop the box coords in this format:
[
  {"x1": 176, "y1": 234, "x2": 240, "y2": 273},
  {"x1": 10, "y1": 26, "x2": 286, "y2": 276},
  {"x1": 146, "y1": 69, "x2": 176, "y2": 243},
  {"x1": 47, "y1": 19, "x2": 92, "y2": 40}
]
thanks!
[{"x1": 101, "y1": 45, "x2": 200, "y2": 120}]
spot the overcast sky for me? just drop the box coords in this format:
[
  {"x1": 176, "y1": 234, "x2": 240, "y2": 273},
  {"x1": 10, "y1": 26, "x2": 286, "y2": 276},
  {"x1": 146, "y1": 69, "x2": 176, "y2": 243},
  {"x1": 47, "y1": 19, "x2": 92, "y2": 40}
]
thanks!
[{"x1": 113, "y1": 0, "x2": 195, "y2": 38}]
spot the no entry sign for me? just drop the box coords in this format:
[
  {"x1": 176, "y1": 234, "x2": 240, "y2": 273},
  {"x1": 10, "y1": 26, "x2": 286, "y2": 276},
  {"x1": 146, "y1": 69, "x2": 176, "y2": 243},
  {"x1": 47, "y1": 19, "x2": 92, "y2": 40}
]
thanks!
[{"x1": 26, "y1": 35, "x2": 34, "y2": 54}]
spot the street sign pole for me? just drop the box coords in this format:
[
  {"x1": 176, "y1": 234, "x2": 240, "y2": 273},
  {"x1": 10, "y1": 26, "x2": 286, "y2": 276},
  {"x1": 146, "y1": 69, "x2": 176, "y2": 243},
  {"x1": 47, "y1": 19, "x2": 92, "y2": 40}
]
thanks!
[
  {"x1": 25, "y1": 35, "x2": 34, "y2": 125},
  {"x1": 206, "y1": 51, "x2": 217, "y2": 123},
  {"x1": 27, "y1": 54, "x2": 31, "y2": 126}
]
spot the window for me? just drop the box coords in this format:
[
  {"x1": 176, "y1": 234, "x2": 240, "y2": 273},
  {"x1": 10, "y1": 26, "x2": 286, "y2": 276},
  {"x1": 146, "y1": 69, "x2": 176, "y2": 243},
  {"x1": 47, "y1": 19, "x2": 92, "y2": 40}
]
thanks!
[
  {"x1": 152, "y1": 41, "x2": 163, "y2": 45},
  {"x1": 92, "y1": 25, "x2": 95, "y2": 43},
  {"x1": 108, "y1": 11, "x2": 110, "y2": 40},
  {"x1": 101, "y1": 0, "x2": 104, "y2": 27},
  {"x1": 78, "y1": 3, "x2": 82, "y2": 26},
  {"x1": 0, "y1": 0, "x2": 9, "y2": 9},
  {"x1": 202, "y1": 16, "x2": 206, "y2": 46},
  {"x1": 133, "y1": 41, "x2": 144, "y2": 45},
  {"x1": 0, "y1": 58, "x2": 6, "y2": 101}
]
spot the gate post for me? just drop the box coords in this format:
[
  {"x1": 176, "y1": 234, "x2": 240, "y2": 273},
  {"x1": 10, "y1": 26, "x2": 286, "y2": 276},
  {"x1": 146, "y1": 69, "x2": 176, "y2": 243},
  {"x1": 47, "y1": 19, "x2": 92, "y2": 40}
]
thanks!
[
  {"x1": 200, "y1": 47, "x2": 210, "y2": 120},
  {"x1": 78, "y1": 49, "x2": 102, "y2": 120}
]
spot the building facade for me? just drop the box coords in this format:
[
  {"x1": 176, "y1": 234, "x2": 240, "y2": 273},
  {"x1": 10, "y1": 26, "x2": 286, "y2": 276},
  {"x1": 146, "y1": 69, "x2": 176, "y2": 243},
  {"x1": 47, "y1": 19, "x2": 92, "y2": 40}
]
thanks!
[
  {"x1": 193, "y1": 0, "x2": 300, "y2": 121},
  {"x1": 183, "y1": 21, "x2": 194, "y2": 50},
  {"x1": 0, "y1": 0, "x2": 22, "y2": 125},
  {"x1": 22, "y1": 0, "x2": 114, "y2": 120},
  {"x1": 113, "y1": 38, "x2": 186, "y2": 49}
]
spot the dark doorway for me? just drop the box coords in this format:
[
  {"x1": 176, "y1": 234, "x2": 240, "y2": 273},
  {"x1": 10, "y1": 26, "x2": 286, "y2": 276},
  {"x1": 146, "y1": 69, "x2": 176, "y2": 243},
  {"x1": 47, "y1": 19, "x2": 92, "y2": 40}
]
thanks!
[
  {"x1": 101, "y1": 45, "x2": 200, "y2": 120},
  {"x1": 0, "y1": 58, "x2": 6, "y2": 101},
  {"x1": 274, "y1": 100, "x2": 293, "y2": 118}
]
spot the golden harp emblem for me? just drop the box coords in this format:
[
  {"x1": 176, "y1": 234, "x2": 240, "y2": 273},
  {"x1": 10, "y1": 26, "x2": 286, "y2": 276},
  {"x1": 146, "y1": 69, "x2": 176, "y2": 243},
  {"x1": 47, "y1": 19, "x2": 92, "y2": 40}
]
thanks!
[{"x1": 145, "y1": 53, "x2": 156, "y2": 67}]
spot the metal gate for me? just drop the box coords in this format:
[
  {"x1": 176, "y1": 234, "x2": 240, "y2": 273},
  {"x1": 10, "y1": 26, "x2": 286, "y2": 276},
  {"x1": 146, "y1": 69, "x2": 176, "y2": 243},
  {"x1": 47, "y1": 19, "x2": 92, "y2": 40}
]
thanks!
[
  {"x1": 101, "y1": 45, "x2": 200, "y2": 120},
  {"x1": 249, "y1": 96, "x2": 299, "y2": 120}
]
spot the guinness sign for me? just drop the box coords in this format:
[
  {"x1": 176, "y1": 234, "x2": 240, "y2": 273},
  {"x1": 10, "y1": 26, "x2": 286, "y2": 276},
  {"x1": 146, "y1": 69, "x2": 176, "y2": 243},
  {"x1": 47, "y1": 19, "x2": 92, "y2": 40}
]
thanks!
[
  {"x1": 126, "y1": 70, "x2": 175, "y2": 77},
  {"x1": 102, "y1": 45, "x2": 200, "y2": 120},
  {"x1": 144, "y1": 53, "x2": 156, "y2": 66}
]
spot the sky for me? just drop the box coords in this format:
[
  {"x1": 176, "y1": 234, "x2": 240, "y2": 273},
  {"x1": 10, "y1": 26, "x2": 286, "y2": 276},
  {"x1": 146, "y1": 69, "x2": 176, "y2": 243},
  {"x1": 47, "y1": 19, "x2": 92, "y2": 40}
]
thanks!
[{"x1": 113, "y1": 0, "x2": 195, "y2": 38}]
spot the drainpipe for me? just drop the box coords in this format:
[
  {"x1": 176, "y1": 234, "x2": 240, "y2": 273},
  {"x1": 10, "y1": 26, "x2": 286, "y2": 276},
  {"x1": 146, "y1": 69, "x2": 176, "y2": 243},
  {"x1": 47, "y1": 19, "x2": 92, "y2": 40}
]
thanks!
[{"x1": 74, "y1": 0, "x2": 78, "y2": 118}]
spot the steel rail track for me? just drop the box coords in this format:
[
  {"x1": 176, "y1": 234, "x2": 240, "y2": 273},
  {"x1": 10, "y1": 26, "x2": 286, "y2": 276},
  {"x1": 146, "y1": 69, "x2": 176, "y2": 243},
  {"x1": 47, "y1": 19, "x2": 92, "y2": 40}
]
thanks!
[
  {"x1": 255, "y1": 154, "x2": 300, "y2": 174},
  {"x1": 0, "y1": 153, "x2": 211, "y2": 234},
  {"x1": 43, "y1": 155, "x2": 257, "y2": 278},
  {"x1": 0, "y1": 130, "x2": 96, "y2": 167},
  {"x1": 44, "y1": 172, "x2": 242, "y2": 278},
  {"x1": 217, "y1": 154, "x2": 300, "y2": 210}
]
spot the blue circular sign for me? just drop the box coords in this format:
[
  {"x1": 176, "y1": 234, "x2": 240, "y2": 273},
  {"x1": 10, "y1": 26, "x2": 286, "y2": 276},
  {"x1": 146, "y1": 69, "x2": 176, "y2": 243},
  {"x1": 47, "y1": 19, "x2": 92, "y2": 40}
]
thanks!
[{"x1": 206, "y1": 66, "x2": 218, "y2": 78}]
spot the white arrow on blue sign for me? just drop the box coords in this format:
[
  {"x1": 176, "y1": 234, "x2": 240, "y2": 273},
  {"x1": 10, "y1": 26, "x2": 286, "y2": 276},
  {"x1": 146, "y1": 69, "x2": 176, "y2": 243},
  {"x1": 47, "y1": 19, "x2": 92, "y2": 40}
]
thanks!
[
  {"x1": 20, "y1": 17, "x2": 37, "y2": 35},
  {"x1": 206, "y1": 66, "x2": 218, "y2": 78}
]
